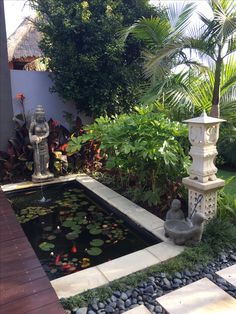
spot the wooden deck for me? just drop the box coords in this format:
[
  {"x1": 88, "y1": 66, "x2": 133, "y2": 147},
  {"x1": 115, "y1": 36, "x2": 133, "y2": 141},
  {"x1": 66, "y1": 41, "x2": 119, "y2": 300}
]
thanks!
[{"x1": 0, "y1": 189, "x2": 65, "y2": 314}]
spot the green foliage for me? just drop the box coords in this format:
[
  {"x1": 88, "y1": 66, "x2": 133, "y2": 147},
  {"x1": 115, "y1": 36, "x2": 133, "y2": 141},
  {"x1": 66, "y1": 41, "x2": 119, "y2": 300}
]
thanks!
[
  {"x1": 0, "y1": 115, "x2": 82, "y2": 184},
  {"x1": 218, "y1": 169, "x2": 236, "y2": 195},
  {"x1": 217, "y1": 124, "x2": 236, "y2": 168},
  {"x1": 30, "y1": 0, "x2": 161, "y2": 116},
  {"x1": 203, "y1": 218, "x2": 236, "y2": 253},
  {"x1": 87, "y1": 247, "x2": 102, "y2": 256},
  {"x1": 61, "y1": 216, "x2": 236, "y2": 310},
  {"x1": 39, "y1": 242, "x2": 55, "y2": 251},
  {"x1": 68, "y1": 109, "x2": 189, "y2": 206},
  {"x1": 217, "y1": 190, "x2": 236, "y2": 221}
]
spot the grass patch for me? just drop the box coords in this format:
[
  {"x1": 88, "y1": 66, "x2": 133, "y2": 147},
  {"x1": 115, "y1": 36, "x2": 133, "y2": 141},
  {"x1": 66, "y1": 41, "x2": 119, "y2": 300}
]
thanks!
[
  {"x1": 60, "y1": 217, "x2": 236, "y2": 310},
  {"x1": 218, "y1": 169, "x2": 236, "y2": 199}
]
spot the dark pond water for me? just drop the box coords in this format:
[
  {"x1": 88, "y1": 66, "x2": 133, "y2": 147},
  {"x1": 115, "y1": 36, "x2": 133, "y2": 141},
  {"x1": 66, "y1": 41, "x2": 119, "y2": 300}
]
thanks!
[{"x1": 7, "y1": 181, "x2": 159, "y2": 280}]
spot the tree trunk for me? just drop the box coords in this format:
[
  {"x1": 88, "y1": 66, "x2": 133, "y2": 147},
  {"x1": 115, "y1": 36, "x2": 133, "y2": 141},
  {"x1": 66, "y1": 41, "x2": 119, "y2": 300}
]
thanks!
[{"x1": 210, "y1": 47, "x2": 222, "y2": 118}]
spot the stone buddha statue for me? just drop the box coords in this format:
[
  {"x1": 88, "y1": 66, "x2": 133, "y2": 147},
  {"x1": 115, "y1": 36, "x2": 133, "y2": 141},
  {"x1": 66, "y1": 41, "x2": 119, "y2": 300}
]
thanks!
[{"x1": 29, "y1": 105, "x2": 54, "y2": 182}]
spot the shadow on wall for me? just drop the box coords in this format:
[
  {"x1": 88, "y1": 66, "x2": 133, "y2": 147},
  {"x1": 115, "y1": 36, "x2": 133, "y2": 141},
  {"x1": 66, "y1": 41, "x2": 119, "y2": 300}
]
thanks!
[{"x1": 10, "y1": 70, "x2": 93, "y2": 129}]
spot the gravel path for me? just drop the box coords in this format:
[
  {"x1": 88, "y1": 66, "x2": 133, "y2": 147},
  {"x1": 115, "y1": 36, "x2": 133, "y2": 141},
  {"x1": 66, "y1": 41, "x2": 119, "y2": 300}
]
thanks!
[{"x1": 65, "y1": 249, "x2": 236, "y2": 314}]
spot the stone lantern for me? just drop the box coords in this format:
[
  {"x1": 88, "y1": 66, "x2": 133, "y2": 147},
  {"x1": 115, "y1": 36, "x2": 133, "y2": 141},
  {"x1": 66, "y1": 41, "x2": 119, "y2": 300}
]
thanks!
[{"x1": 182, "y1": 111, "x2": 225, "y2": 220}]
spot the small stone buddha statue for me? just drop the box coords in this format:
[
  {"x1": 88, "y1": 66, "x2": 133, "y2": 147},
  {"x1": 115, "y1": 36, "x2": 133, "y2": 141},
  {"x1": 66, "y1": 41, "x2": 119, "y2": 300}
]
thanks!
[
  {"x1": 166, "y1": 199, "x2": 185, "y2": 221},
  {"x1": 29, "y1": 105, "x2": 54, "y2": 182}
]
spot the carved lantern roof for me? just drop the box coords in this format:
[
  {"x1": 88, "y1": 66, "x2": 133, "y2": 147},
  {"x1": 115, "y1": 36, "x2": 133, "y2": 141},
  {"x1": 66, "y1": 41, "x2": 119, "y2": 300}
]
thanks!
[{"x1": 183, "y1": 111, "x2": 225, "y2": 124}]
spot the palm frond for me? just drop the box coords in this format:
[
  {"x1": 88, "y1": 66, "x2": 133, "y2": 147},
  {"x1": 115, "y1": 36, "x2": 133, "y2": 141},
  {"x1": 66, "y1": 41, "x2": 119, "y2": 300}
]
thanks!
[
  {"x1": 119, "y1": 17, "x2": 170, "y2": 50},
  {"x1": 225, "y1": 35, "x2": 236, "y2": 57},
  {"x1": 221, "y1": 55, "x2": 236, "y2": 94},
  {"x1": 202, "y1": 0, "x2": 236, "y2": 43},
  {"x1": 142, "y1": 42, "x2": 184, "y2": 80},
  {"x1": 185, "y1": 37, "x2": 216, "y2": 62},
  {"x1": 168, "y1": 2, "x2": 197, "y2": 38}
]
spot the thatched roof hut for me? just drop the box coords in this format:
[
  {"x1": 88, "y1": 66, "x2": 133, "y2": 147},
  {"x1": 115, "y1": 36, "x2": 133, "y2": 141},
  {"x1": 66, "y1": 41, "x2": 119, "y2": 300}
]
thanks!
[{"x1": 8, "y1": 17, "x2": 43, "y2": 70}]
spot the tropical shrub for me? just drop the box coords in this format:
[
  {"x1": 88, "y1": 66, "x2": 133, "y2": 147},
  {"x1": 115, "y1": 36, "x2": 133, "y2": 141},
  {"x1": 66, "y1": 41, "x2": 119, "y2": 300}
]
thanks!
[
  {"x1": 0, "y1": 115, "x2": 82, "y2": 183},
  {"x1": 217, "y1": 191, "x2": 236, "y2": 221},
  {"x1": 217, "y1": 124, "x2": 236, "y2": 168},
  {"x1": 68, "y1": 107, "x2": 190, "y2": 207}
]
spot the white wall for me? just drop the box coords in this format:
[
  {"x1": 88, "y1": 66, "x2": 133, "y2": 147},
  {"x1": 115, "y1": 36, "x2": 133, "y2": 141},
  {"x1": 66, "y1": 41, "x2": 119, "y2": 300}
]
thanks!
[{"x1": 10, "y1": 70, "x2": 92, "y2": 129}]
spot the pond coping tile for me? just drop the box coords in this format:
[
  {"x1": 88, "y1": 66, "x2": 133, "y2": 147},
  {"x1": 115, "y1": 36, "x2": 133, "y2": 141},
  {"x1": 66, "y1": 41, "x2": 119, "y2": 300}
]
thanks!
[
  {"x1": 51, "y1": 266, "x2": 109, "y2": 298},
  {"x1": 97, "y1": 248, "x2": 161, "y2": 282},
  {"x1": 76, "y1": 174, "x2": 164, "y2": 234},
  {"x1": 147, "y1": 242, "x2": 184, "y2": 262},
  {"x1": 1, "y1": 174, "x2": 78, "y2": 192},
  {"x1": 1, "y1": 173, "x2": 184, "y2": 299}
]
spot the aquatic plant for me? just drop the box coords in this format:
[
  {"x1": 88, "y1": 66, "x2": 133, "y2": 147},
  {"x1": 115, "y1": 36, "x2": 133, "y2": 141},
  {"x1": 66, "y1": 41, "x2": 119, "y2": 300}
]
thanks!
[{"x1": 39, "y1": 242, "x2": 55, "y2": 251}]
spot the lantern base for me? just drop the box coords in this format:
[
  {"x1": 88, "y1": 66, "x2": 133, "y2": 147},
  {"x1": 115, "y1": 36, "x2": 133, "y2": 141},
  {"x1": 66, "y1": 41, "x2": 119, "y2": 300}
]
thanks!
[{"x1": 182, "y1": 177, "x2": 225, "y2": 220}]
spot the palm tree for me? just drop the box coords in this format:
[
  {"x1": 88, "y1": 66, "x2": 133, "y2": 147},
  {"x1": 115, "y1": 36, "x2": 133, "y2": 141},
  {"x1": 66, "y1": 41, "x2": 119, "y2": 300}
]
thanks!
[
  {"x1": 123, "y1": 0, "x2": 236, "y2": 118},
  {"x1": 152, "y1": 56, "x2": 236, "y2": 123},
  {"x1": 191, "y1": 0, "x2": 236, "y2": 117}
]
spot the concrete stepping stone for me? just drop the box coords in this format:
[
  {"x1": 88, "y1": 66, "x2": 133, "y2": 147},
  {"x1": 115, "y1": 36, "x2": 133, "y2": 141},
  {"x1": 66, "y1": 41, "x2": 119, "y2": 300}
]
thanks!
[
  {"x1": 156, "y1": 277, "x2": 236, "y2": 314},
  {"x1": 216, "y1": 264, "x2": 236, "y2": 287},
  {"x1": 124, "y1": 305, "x2": 152, "y2": 313}
]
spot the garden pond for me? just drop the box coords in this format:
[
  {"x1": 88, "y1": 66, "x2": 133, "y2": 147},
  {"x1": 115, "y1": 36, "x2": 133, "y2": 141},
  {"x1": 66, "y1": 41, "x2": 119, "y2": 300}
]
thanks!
[{"x1": 7, "y1": 181, "x2": 159, "y2": 280}]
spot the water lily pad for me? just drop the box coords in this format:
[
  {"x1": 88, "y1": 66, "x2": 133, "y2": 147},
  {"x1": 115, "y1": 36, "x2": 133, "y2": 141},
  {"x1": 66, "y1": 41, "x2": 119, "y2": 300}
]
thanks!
[
  {"x1": 65, "y1": 231, "x2": 79, "y2": 240},
  {"x1": 76, "y1": 212, "x2": 86, "y2": 218},
  {"x1": 39, "y1": 242, "x2": 55, "y2": 251},
  {"x1": 43, "y1": 226, "x2": 53, "y2": 232},
  {"x1": 71, "y1": 225, "x2": 82, "y2": 233},
  {"x1": 87, "y1": 247, "x2": 102, "y2": 256},
  {"x1": 90, "y1": 239, "x2": 104, "y2": 247},
  {"x1": 47, "y1": 235, "x2": 56, "y2": 241},
  {"x1": 80, "y1": 201, "x2": 89, "y2": 206},
  {"x1": 89, "y1": 228, "x2": 102, "y2": 235},
  {"x1": 72, "y1": 258, "x2": 78, "y2": 262},
  {"x1": 88, "y1": 205, "x2": 96, "y2": 211},
  {"x1": 86, "y1": 223, "x2": 99, "y2": 230},
  {"x1": 62, "y1": 220, "x2": 76, "y2": 228}
]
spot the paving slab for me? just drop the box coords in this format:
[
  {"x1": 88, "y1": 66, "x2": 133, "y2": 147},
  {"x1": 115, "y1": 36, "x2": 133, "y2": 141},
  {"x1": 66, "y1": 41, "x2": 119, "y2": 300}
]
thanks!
[
  {"x1": 216, "y1": 264, "x2": 236, "y2": 287},
  {"x1": 51, "y1": 266, "x2": 109, "y2": 298},
  {"x1": 147, "y1": 242, "x2": 184, "y2": 262},
  {"x1": 125, "y1": 305, "x2": 152, "y2": 314},
  {"x1": 156, "y1": 278, "x2": 236, "y2": 314},
  {"x1": 97, "y1": 249, "x2": 160, "y2": 282}
]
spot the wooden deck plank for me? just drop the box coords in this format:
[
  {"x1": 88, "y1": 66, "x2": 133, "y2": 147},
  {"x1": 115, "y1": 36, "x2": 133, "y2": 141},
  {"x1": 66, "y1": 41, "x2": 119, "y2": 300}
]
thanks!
[
  {"x1": 0, "y1": 238, "x2": 32, "y2": 256},
  {"x1": 0, "y1": 255, "x2": 41, "y2": 278},
  {"x1": 0, "y1": 288, "x2": 60, "y2": 313},
  {"x1": 0, "y1": 276, "x2": 51, "y2": 306},
  {"x1": 0, "y1": 189, "x2": 65, "y2": 313},
  {"x1": 0, "y1": 237, "x2": 29, "y2": 256},
  {"x1": 0, "y1": 266, "x2": 46, "y2": 292},
  {"x1": 25, "y1": 301, "x2": 66, "y2": 314}
]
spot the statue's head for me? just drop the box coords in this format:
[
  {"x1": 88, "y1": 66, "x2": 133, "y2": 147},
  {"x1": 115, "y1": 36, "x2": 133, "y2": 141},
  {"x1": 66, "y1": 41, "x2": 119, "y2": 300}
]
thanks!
[
  {"x1": 171, "y1": 199, "x2": 181, "y2": 211},
  {"x1": 35, "y1": 105, "x2": 46, "y2": 123}
]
